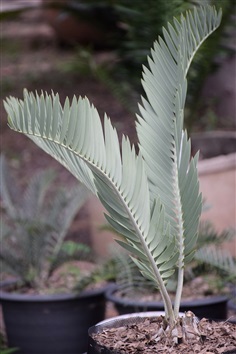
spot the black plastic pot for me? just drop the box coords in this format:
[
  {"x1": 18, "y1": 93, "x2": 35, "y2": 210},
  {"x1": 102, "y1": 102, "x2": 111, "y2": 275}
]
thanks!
[
  {"x1": 0, "y1": 283, "x2": 109, "y2": 354},
  {"x1": 228, "y1": 285, "x2": 236, "y2": 324},
  {"x1": 106, "y1": 284, "x2": 229, "y2": 320}
]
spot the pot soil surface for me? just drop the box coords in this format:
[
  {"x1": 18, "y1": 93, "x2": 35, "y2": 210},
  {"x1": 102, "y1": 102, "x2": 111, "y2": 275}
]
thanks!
[
  {"x1": 115, "y1": 275, "x2": 230, "y2": 302},
  {"x1": 1, "y1": 261, "x2": 106, "y2": 295},
  {"x1": 91, "y1": 316, "x2": 236, "y2": 354}
]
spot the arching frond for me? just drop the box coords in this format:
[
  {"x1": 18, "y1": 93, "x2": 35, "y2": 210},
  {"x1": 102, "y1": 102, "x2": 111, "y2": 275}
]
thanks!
[
  {"x1": 137, "y1": 5, "x2": 221, "y2": 257},
  {"x1": 5, "y1": 91, "x2": 151, "y2": 237},
  {"x1": 5, "y1": 90, "x2": 177, "y2": 315},
  {"x1": 136, "y1": 6, "x2": 221, "y2": 314}
]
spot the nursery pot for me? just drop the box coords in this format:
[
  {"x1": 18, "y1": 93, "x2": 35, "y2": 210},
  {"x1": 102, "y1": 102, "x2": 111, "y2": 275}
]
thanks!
[
  {"x1": 228, "y1": 285, "x2": 236, "y2": 324},
  {"x1": 0, "y1": 283, "x2": 108, "y2": 354},
  {"x1": 106, "y1": 284, "x2": 229, "y2": 320},
  {"x1": 87, "y1": 312, "x2": 236, "y2": 354}
]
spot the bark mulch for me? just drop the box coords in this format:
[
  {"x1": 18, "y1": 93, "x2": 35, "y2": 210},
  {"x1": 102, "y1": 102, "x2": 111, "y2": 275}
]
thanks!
[{"x1": 91, "y1": 315, "x2": 236, "y2": 354}]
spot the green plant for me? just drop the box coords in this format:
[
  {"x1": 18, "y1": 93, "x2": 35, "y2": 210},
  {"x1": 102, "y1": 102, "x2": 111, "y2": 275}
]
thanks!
[
  {"x1": 75, "y1": 256, "x2": 118, "y2": 292},
  {"x1": 100, "y1": 221, "x2": 236, "y2": 296},
  {"x1": 0, "y1": 346, "x2": 18, "y2": 354},
  {"x1": 194, "y1": 222, "x2": 236, "y2": 285},
  {"x1": 110, "y1": 0, "x2": 188, "y2": 87},
  {"x1": 0, "y1": 348, "x2": 17, "y2": 354},
  {"x1": 0, "y1": 331, "x2": 17, "y2": 354},
  {"x1": 61, "y1": 46, "x2": 136, "y2": 112},
  {"x1": 55, "y1": 1, "x2": 232, "y2": 125},
  {"x1": 0, "y1": 155, "x2": 90, "y2": 292},
  {"x1": 60, "y1": 0, "x2": 188, "y2": 108},
  {"x1": 4, "y1": 5, "x2": 222, "y2": 339},
  {"x1": 184, "y1": 0, "x2": 234, "y2": 131}
]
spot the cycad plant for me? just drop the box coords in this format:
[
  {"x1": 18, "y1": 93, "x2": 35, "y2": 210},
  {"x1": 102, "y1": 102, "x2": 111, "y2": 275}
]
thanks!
[
  {"x1": 0, "y1": 155, "x2": 90, "y2": 291},
  {"x1": 195, "y1": 222, "x2": 236, "y2": 282},
  {"x1": 4, "y1": 5, "x2": 222, "y2": 334}
]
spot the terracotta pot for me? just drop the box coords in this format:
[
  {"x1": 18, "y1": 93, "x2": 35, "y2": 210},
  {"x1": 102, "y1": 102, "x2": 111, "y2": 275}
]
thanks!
[
  {"x1": 0, "y1": 281, "x2": 109, "y2": 354},
  {"x1": 106, "y1": 284, "x2": 229, "y2": 321},
  {"x1": 191, "y1": 131, "x2": 236, "y2": 257}
]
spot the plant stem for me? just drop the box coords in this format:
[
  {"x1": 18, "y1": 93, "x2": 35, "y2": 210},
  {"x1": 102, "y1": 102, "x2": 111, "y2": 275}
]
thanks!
[
  {"x1": 174, "y1": 263, "x2": 184, "y2": 317},
  {"x1": 173, "y1": 146, "x2": 185, "y2": 318}
]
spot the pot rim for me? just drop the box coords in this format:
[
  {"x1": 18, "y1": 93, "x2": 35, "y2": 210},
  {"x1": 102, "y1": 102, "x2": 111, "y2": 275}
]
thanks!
[
  {"x1": 0, "y1": 280, "x2": 110, "y2": 302},
  {"x1": 97, "y1": 311, "x2": 168, "y2": 326},
  {"x1": 89, "y1": 311, "x2": 186, "y2": 337},
  {"x1": 191, "y1": 130, "x2": 236, "y2": 173},
  {"x1": 191, "y1": 130, "x2": 236, "y2": 140},
  {"x1": 106, "y1": 284, "x2": 229, "y2": 308}
]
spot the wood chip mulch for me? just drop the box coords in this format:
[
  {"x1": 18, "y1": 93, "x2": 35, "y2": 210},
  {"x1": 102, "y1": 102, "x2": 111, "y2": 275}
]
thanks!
[{"x1": 91, "y1": 316, "x2": 236, "y2": 354}]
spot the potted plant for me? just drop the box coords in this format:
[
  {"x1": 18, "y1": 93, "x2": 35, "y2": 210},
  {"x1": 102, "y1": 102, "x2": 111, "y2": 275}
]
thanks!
[
  {"x1": 3, "y1": 4, "x2": 236, "y2": 353},
  {"x1": 105, "y1": 221, "x2": 236, "y2": 320},
  {"x1": 0, "y1": 155, "x2": 108, "y2": 354}
]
